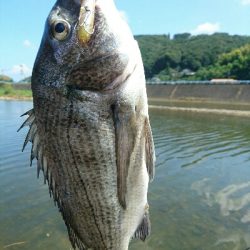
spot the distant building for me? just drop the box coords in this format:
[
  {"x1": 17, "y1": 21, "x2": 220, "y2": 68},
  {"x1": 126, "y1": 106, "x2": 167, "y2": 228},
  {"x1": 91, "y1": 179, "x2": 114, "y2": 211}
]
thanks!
[
  {"x1": 150, "y1": 77, "x2": 161, "y2": 83},
  {"x1": 181, "y1": 69, "x2": 195, "y2": 76},
  {"x1": 211, "y1": 79, "x2": 238, "y2": 84}
]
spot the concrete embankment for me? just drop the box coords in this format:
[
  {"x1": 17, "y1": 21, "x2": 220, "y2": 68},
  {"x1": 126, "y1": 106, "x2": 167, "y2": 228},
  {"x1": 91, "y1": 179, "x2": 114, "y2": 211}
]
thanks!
[
  {"x1": 147, "y1": 84, "x2": 250, "y2": 117},
  {"x1": 2, "y1": 83, "x2": 250, "y2": 117},
  {"x1": 146, "y1": 84, "x2": 250, "y2": 103},
  {"x1": 9, "y1": 83, "x2": 250, "y2": 103}
]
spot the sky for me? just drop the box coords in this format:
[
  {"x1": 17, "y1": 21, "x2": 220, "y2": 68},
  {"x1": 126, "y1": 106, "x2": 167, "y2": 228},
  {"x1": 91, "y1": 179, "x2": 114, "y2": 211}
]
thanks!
[{"x1": 1, "y1": 0, "x2": 250, "y2": 81}]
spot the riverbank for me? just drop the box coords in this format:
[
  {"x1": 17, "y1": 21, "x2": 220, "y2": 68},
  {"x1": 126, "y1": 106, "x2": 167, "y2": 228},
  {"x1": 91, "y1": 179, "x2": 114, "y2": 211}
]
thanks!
[
  {"x1": 0, "y1": 83, "x2": 32, "y2": 100},
  {"x1": 148, "y1": 97, "x2": 250, "y2": 118},
  {"x1": 0, "y1": 96, "x2": 32, "y2": 100},
  {"x1": 147, "y1": 84, "x2": 250, "y2": 117},
  {"x1": 1, "y1": 97, "x2": 250, "y2": 118},
  {"x1": 147, "y1": 84, "x2": 250, "y2": 103},
  {"x1": 1, "y1": 83, "x2": 250, "y2": 118},
  {"x1": 149, "y1": 105, "x2": 250, "y2": 118}
]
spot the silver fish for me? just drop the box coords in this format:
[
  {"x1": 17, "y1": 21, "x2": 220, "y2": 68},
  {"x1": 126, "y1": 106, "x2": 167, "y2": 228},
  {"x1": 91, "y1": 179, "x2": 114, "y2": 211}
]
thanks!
[{"x1": 19, "y1": 0, "x2": 155, "y2": 249}]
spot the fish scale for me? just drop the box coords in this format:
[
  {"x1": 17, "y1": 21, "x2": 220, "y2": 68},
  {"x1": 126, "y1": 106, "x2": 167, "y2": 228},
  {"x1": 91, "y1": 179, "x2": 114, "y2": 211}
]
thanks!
[
  {"x1": 67, "y1": 106, "x2": 120, "y2": 247},
  {"x1": 42, "y1": 95, "x2": 121, "y2": 248},
  {"x1": 19, "y1": 0, "x2": 155, "y2": 249}
]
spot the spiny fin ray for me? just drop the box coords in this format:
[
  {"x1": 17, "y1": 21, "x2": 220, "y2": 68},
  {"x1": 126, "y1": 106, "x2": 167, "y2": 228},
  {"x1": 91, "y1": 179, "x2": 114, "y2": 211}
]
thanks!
[
  {"x1": 17, "y1": 112, "x2": 35, "y2": 132},
  {"x1": 20, "y1": 109, "x2": 37, "y2": 152},
  {"x1": 19, "y1": 109, "x2": 88, "y2": 249},
  {"x1": 20, "y1": 109, "x2": 34, "y2": 117}
]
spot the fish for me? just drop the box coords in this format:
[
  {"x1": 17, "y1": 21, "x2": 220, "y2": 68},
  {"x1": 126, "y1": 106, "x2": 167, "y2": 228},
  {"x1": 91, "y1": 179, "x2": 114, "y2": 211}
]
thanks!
[{"x1": 19, "y1": 0, "x2": 155, "y2": 249}]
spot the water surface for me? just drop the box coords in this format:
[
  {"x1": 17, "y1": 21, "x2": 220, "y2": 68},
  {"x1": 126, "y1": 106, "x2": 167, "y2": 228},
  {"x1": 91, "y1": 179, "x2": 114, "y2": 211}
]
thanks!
[{"x1": 1, "y1": 100, "x2": 250, "y2": 250}]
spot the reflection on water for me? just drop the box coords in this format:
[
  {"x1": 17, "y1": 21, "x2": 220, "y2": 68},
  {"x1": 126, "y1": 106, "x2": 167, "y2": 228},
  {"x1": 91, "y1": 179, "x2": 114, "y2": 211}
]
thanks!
[{"x1": 1, "y1": 101, "x2": 250, "y2": 250}]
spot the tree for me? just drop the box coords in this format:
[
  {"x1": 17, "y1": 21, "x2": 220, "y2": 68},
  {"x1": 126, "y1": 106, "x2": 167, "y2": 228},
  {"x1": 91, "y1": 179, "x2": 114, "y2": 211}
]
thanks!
[
  {"x1": 135, "y1": 33, "x2": 250, "y2": 80},
  {"x1": 196, "y1": 44, "x2": 250, "y2": 80},
  {"x1": 0, "y1": 75, "x2": 13, "y2": 83}
]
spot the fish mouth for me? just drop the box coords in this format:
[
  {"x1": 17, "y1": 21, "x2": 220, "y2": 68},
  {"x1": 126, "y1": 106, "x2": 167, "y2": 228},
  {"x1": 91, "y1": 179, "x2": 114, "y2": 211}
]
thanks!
[{"x1": 77, "y1": 0, "x2": 96, "y2": 44}]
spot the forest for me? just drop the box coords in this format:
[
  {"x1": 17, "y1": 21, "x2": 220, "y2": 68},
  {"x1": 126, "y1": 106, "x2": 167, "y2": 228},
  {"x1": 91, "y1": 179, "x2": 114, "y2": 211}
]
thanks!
[{"x1": 135, "y1": 33, "x2": 250, "y2": 80}]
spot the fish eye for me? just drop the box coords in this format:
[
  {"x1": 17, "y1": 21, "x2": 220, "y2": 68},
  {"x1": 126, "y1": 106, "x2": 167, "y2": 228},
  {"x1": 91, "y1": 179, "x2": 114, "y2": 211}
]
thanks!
[
  {"x1": 55, "y1": 23, "x2": 66, "y2": 33},
  {"x1": 52, "y1": 20, "x2": 71, "y2": 41}
]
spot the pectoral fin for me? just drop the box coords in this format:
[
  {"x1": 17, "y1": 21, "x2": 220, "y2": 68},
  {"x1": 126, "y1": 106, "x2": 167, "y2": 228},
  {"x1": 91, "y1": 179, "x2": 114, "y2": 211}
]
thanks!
[
  {"x1": 112, "y1": 103, "x2": 136, "y2": 209},
  {"x1": 144, "y1": 118, "x2": 155, "y2": 181}
]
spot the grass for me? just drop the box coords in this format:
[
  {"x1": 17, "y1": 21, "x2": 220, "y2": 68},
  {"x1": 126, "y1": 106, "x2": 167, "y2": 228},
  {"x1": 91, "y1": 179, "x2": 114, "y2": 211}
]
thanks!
[{"x1": 0, "y1": 83, "x2": 32, "y2": 99}]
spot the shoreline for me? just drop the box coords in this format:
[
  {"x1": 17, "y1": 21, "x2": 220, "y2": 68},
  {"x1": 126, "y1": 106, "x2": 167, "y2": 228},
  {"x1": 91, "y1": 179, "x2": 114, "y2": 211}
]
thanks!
[
  {"x1": 148, "y1": 97, "x2": 250, "y2": 107},
  {"x1": 149, "y1": 105, "x2": 250, "y2": 117},
  {"x1": 0, "y1": 96, "x2": 32, "y2": 101},
  {"x1": 1, "y1": 96, "x2": 250, "y2": 118}
]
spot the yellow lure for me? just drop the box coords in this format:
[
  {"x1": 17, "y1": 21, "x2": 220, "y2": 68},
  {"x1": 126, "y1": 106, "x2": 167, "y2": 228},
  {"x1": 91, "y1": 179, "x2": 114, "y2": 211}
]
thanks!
[{"x1": 77, "y1": 0, "x2": 96, "y2": 44}]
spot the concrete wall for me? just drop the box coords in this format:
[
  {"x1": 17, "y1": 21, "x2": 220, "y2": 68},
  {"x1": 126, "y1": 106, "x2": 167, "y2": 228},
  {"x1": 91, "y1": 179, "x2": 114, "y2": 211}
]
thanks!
[
  {"x1": 146, "y1": 84, "x2": 250, "y2": 103},
  {"x1": 12, "y1": 83, "x2": 31, "y2": 90},
  {"x1": 7, "y1": 83, "x2": 250, "y2": 103}
]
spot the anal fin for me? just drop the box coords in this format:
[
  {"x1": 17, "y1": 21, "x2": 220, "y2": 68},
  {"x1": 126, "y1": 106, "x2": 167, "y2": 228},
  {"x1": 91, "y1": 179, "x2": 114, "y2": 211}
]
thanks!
[
  {"x1": 112, "y1": 103, "x2": 136, "y2": 209},
  {"x1": 133, "y1": 211, "x2": 151, "y2": 241}
]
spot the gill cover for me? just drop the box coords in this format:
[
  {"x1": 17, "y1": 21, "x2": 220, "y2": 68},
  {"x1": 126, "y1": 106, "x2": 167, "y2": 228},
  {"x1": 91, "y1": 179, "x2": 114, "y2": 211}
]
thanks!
[{"x1": 77, "y1": 0, "x2": 96, "y2": 44}]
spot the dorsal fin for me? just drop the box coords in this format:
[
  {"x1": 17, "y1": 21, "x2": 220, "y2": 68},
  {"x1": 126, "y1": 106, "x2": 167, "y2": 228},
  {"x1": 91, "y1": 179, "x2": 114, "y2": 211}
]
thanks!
[{"x1": 19, "y1": 109, "x2": 89, "y2": 249}]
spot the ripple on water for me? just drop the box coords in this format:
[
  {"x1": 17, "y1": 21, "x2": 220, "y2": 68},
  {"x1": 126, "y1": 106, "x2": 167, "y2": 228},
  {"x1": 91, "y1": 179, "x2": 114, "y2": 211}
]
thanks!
[{"x1": 1, "y1": 101, "x2": 250, "y2": 250}]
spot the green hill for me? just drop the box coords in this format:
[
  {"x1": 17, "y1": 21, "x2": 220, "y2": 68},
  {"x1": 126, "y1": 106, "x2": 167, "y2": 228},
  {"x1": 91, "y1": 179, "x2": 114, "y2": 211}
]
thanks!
[
  {"x1": 2, "y1": 33, "x2": 250, "y2": 83},
  {"x1": 135, "y1": 33, "x2": 250, "y2": 80},
  {"x1": 0, "y1": 75, "x2": 13, "y2": 83},
  {"x1": 19, "y1": 76, "x2": 31, "y2": 83}
]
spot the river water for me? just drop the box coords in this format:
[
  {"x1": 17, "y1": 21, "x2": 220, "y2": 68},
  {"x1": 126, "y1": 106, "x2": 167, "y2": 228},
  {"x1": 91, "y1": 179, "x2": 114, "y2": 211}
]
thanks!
[{"x1": 1, "y1": 100, "x2": 250, "y2": 250}]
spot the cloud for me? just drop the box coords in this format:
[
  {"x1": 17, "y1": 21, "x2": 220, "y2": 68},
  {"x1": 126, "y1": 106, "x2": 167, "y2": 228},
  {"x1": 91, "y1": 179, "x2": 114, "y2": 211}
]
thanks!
[
  {"x1": 23, "y1": 39, "x2": 36, "y2": 49},
  {"x1": 191, "y1": 22, "x2": 220, "y2": 35},
  {"x1": 23, "y1": 40, "x2": 32, "y2": 47},
  {"x1": 241, "y1": 0, "x2": 250, "y2": 5},
  {"x1": 11, "y1": 64, "x2": 32, "y2": 76}
]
